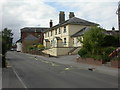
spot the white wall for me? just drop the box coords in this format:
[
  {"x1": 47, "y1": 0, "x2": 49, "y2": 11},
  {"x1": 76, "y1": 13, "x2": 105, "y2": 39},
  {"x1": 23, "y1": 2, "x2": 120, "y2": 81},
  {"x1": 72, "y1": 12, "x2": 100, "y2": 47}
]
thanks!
[{"x1": 16, "y1": 42, "x2": 22, "y2": 52}]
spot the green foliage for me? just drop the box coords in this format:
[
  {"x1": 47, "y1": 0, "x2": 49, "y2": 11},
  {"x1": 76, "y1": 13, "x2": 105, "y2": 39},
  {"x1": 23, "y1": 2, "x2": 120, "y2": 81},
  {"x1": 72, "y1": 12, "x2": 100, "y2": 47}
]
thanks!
[
  {"x1": 110, "y1": 49, "x2": 120, "y2": 60},
  {"x1": 83, "y1": 26, "x2": 105, "y2": 55},
  {"x1": 103, "y1": 47, "x2": 116, "y2": 55},
  {"x1": 113, "y1": 34, "x2": 120, "y2": 47},
  {"x1": 1, "y1": 28, "x2": 13, "y2": 68},
  {"x1": 91, "y1": 55, "x2": 102, "y2": 60},
  {"x1": 27, "y1": 44, "x2": 45, "y2": 51},
  {"x1": 102, "y1": 35, "x2": 118, "y2": 47},
  {"x1": 101, "y1": 55, "x2": 110, "y2": 62},
  {"x1": 37, "y1": 44, "x2": 45, "y2": 49},
  {"x1": 27, "y1": 46, "x2": 34, "y2": 50},
  {"x1": 78, "y1": 26, "x2": 119, "y2": 62},
  {"x1": 77, "y1": 36, "x2": 83, "y2": 44},
  {"x1": 112, "y1": 56, "x2": 120, "y2": 60},
  {"x1": 78, "y1": 48, "x2": 88, "y2": 58},
  {"x1": 2, "y1": 28, "x2": 13, "y2": 52}
]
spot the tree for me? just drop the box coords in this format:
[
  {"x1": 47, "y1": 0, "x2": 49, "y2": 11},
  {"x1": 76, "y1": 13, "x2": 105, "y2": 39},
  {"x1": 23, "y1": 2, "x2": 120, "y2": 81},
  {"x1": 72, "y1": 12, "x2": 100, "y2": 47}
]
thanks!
[
  {"x1": 83, "y1": 26, "x2": 106, "y2": 55},
  {"x1": 102, "y1": 35, "x2": 118, "y2": 47},
  {"x1": 1, "y1": 28, "x2": 13, "y2": 68}
]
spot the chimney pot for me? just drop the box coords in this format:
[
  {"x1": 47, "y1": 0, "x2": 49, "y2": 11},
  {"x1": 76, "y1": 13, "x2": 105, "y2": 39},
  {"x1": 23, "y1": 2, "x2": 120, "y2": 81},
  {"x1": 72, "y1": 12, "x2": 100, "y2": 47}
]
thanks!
[{"x1": 112, "y1": 27, "x2": 115, "y2": 31}]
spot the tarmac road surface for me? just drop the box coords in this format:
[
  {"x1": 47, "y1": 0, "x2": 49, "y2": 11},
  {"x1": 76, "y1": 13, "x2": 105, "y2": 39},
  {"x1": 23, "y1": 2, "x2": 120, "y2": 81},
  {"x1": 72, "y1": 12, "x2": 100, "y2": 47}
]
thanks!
[{"x1": 2, "y1": 51, "x2": 118, "y2": 88}]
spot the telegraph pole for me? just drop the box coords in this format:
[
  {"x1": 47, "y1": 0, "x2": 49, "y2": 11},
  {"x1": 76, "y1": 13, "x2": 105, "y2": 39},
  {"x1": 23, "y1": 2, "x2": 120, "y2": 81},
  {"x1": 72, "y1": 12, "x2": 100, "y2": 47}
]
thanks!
[{"x1": 117, "y1": 1, "x2": 120, "y2": 46}]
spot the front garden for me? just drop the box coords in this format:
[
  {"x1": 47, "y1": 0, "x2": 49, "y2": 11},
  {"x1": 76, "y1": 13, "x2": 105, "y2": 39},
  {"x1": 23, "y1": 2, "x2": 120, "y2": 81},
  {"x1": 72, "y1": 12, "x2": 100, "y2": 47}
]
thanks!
[
  {"x1": 26, "y1": 43, "x2": 45, "y2": 55},
  {"x1": 77, "y1": 26, "x2": 120, "y2": 68}
]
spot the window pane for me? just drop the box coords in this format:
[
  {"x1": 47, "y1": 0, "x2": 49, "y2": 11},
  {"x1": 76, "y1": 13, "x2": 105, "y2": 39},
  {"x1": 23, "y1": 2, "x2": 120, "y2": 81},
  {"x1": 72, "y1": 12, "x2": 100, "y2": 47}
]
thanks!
[{"x1": 64, "y1": 26, "x2": 66, "y2": 33}]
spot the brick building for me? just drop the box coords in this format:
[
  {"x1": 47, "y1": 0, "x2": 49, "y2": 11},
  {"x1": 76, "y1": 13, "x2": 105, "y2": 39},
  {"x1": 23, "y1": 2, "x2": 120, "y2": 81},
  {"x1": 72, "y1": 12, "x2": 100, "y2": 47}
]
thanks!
[{"x1": 21, "y1": 27, "x2": 48, "y2": 52}]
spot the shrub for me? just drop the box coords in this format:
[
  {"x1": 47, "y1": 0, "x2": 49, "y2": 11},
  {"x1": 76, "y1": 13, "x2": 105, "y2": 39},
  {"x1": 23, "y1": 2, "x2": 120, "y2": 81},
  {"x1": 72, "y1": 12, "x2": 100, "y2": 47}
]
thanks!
[
  {"x1": 91, "y1": 55, "x2": 102, "y2": 60},
  {"x1": 102, "y1": 55, "x2": 110, "y2": 62},
  {"x1": 83, "y1": 26, "x2": 106, "y2": 55},
  {"x1": 78, "y1": 48, "x2": 88, "y2": 58},
  {"x1": 102, "y1": 47, "x2": 116, "y2": 61},
  {"x1": 28, "y1": 46, "x2": 34, "y2": 50},
  {"x1": 103, "y1": 47, "x2": 116, "y2": 55},
  {"x1": 111, "y1": 51, "x2": 120, "y2": 60},
  {"x1": 112, "y1": 56, "x2": 120, "y2": 60},
  {"x1": 102, "y1": 35, "x2": 117, "y2": 47},
  {"x1": 37, "y1": 44, "x2": 45, "y2": 50}
]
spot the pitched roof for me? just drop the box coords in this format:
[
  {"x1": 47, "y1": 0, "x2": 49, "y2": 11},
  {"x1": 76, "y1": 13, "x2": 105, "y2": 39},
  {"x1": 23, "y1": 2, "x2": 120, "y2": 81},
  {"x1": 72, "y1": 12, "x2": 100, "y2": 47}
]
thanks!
[
  {"x1": 71, "y1": 27, "x2": 90, "y2": 37},
  {"x1": 21, "y1": 27, "x2": 49, "y2": 33},
  {"x1": 24, "y1": 34, "x2": 38, "y2": 40},
  {"x1": 45, "y1": 17, "x2": 99, "y2": 32},
  {"x1": 105, "y1": 30, "x2": 119, "y2": 35},
  {"x1": 71, "y1": 28, "x2": 120, "y2": 37}
]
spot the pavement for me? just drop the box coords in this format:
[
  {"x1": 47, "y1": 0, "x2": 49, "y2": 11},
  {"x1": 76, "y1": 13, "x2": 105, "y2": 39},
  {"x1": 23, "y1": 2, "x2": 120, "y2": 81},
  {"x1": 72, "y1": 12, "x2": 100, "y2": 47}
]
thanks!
[
  {"x1": 2, "y1": 67, "x2": 24, "y2": 88},
  {"x1": 25, "y1": 53, "x2": 119, "y2": 77}
]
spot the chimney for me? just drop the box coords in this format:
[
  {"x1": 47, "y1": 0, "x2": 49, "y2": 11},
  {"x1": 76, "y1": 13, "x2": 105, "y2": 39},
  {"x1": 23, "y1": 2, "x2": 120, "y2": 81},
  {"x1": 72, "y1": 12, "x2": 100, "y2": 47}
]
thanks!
[
  {"x1": 112, "y1": 27, "x2": 115, "y2": 34},
  {"x1": 59, "y1": 11, "x2": 65, "y2": 23},
  {"x1": 69, "y1": 12, "x2": 75, "y2": 19},
  {"x1": 49, "y1": 20, "x2": 53, "y2": 28},
  {"x1": 112, "y1": 27, "x2": 115, "y2": 31}
]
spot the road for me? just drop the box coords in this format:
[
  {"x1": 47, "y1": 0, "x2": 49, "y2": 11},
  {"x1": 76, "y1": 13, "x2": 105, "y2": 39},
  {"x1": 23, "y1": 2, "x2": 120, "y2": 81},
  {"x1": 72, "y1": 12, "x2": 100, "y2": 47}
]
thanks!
[{"x1": 3, "y1": 51, "x2": 118, "y2": 88}]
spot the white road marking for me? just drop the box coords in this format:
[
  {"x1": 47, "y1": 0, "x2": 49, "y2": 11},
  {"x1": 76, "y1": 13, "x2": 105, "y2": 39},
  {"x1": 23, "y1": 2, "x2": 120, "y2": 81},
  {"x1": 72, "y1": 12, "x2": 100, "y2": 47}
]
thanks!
[
  {"x1": 11, "y1": 67, "x2": 27, "y2": 88},
  {"x1": 65, "y1": 68, "x2": 70, "y2": 70}
]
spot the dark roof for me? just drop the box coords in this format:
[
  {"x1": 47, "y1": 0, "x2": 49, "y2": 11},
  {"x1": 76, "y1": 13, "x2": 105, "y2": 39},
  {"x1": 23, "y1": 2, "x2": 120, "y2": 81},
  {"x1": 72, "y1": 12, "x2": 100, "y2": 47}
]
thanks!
[
  {"x1": 16, "y1": 38, "x2": 22, "y2": 43},
  {"x1": 21, "y1": 27, "x2": 49, "y2": 33},
  {"x1": 105, "y1": 30, "x2": 119, "y2": 35},
  {"x1": 71, "y1": 27, "x2": 90, "y2": 37},
  {"x1": 45, "y1": 17, "x2": 99, "y2": 32},
  {"x1": 71, "y1": 28, "x2": 120, "y2": 37},
  {"x1": 24, "y1": 34, "x2": 38, "y2": 40}
]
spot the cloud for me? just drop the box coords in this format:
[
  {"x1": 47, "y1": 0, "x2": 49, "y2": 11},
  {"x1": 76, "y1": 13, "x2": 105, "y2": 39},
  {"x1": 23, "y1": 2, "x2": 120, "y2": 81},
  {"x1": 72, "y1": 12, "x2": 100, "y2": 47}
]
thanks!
[
  {"x1": 1, "y1": 0, "x2": 58, "y2": 42},
  {"x1": 44, "y1": 0, "x2": 119, "y2": 2},
  {"x1": 0, "y1": 0, "x2": 119, "y2": 42},
  {"x1": 57, "y1": 2, "x2": 118, "y2": 30}
]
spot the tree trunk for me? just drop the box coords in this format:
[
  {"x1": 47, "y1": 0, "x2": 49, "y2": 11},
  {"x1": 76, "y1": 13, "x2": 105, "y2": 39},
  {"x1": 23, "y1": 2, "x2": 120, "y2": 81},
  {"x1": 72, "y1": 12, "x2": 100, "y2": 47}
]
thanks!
[{"x1": 2, "y1": 55, "x2": 6, "y2": 68}]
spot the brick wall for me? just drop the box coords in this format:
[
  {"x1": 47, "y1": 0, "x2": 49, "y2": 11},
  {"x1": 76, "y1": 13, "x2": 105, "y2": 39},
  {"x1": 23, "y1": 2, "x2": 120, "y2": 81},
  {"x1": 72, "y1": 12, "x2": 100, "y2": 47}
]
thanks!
[
  {"x1": 21, "y1": 32, "x2": 44, "y2": 44},
  {"x1": 21, "y1": 32, "x2": 44, "y2": 53}
]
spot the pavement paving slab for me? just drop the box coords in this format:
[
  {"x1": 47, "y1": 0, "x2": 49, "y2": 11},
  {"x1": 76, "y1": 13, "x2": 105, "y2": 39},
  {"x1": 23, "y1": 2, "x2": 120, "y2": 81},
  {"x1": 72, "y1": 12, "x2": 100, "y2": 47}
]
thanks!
[{"x1": 2, "y1": 67, "x2": 24, "y2": 88}]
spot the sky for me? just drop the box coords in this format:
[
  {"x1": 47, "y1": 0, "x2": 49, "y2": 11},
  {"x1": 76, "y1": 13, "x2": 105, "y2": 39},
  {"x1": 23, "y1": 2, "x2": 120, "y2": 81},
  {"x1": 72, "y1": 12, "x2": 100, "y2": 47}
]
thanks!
[{"x1": 0, "y1": 0, "x2": 119, "y2": 42}]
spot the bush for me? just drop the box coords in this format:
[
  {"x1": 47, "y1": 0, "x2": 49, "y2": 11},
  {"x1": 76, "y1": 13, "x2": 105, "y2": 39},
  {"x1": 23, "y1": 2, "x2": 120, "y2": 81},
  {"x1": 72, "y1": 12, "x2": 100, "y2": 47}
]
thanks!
[
  {"x1": 112, "y1": 56, "x2": 120, "y2": 60},
  {"x1": 91, "y1": 55, "x2": 102, "y2": 60},
  {"x1": 78, "y1": 48, "x2": 88, "y2": 58},
  {"x1": 102, "y1": 55, "x2": 110, "y2": 62},
  {"x1": 111, "y1": 51, "x2": 120, "y2": 60},
  {"x1": 102, "y1": 47, "x2": 116, "y2": 61},
  {"x1": 28, "y1": 46, "x2": 34, "y2": 50},
  {"x1": 37, "y1": 44, "x2": 45, "y2": 49},
  {"x1": 103, "y1": 47, "x2": 116, "y2": 55},
  {"x1": 102, "y1": 35, "x2": 117, "y2": 47}
]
